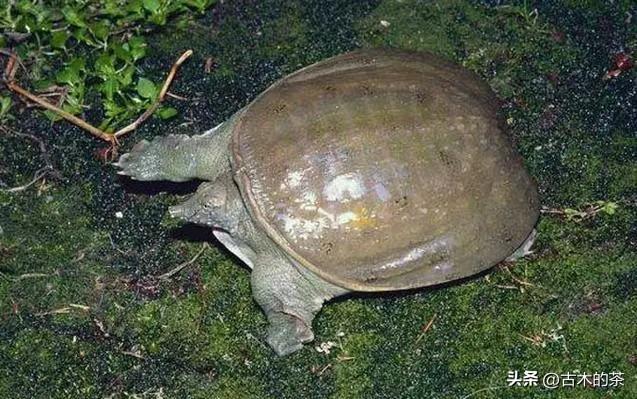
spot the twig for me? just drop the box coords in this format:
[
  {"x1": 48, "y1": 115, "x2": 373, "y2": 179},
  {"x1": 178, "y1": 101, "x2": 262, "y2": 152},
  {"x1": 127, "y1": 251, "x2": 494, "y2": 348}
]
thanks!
[
  {"x1": 113, "y1": 49, "x2": 193, "y2": 139},
  {"x1": 500, "y1": 264, "x2": 536, "y2": 287},
  {"x1": 493, "y1": 284, "x2": 519, "y2": 290},
  {"x1": 3, "y1": 49, "x2": 18, "y2": 81},
  {"x1": 2, "y1": 49, "x2": 193, "y2": 145},
  {"x1": 17, "y1": 272, "x2": 52, "y2": 280},
  {"x1": 157, "y1": 243, "x2": 207, "y2": 280},
  {"x1": 519, "y1": 333, "x2": 543, "y2": 345},
  {"x1": 6, "y1": 81, "x2": 115, "y2": 142},
  {"x1": 120, "y1": 349, "x2": 145, "y2": 360},
  {"x1": 166, "y1": 91, "x2": 188, "y2": 101},
  {"x1": 540, "y1": 200, "x2": 623, "y2": 222},
  {"x1": 0, "y1": 271, "x2": 51, "y2": 282},
  {"x1": 318, "y1": 364, "x2": 332, "y2": 375},
  {"x1": 2, "y1": 167, "x2": 49, "y2": 193},
  {"x1": 415, "y1": 313, "x2": 437, "y2": 344},
  {"x1": 35, "y1": 307, "x2": 71, "y2": 316}
]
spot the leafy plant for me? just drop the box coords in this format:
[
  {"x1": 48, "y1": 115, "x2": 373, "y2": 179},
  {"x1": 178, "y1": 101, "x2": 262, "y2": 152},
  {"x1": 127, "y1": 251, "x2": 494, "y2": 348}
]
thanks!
[{"x1": 1, "y1": 0, "x2": 216, "y2": 131}]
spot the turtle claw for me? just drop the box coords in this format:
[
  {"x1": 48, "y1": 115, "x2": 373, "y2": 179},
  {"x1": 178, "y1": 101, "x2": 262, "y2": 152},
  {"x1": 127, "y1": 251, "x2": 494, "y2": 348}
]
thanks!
[
  {"x1": 266, "y1": 313, "x2": 315, "y2": 356},
  {"x1": 114, "y1": 139, "x2": 160, "y2": 181}
]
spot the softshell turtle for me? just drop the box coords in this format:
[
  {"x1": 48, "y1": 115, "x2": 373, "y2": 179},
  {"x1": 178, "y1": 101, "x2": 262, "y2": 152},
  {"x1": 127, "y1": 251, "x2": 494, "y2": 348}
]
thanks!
[{"x1": 116, "y1": 48, "x2": 539, "y2": 355}]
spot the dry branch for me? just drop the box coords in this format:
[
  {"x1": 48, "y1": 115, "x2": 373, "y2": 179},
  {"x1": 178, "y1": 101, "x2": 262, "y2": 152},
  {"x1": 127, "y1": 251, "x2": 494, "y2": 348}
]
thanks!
[
  {"x1": 2, "y1": 49, "x2": 193, "y2": 145},
  {"x1": 157, "y1": 243, "x2": 207, "y2": 280},
  {"x1": 415, "y1": 313, "x2": 437, "y2": 344}
]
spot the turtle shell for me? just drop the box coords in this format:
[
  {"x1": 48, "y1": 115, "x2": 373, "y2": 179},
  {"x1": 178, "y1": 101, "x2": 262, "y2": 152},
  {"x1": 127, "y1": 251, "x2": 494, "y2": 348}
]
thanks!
[{"x1": 231, "y1": 48, "x2": 539, "y2": 292}]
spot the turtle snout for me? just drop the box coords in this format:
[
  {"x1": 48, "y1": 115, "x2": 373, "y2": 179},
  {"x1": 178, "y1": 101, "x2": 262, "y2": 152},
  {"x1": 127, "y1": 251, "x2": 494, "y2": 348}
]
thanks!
[{"x1": 169, "y1": 202, "x2": 210, "y2": 225}]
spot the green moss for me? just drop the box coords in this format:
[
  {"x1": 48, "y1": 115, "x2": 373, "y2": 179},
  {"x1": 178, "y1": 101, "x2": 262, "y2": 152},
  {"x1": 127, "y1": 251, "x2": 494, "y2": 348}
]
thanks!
[
  {"x1": 0, "y1": 186, "x2": 108, "y2": 314},
  {"x1": 0, "y1": 330, "x2": 98, "y2": 399},
  {"x1": 332, "y1": 332, "x2": 381, "y2": 398}
]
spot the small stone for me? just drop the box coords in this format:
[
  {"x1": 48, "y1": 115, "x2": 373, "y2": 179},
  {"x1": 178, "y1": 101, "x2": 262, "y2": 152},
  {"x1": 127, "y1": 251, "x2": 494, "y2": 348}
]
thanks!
[
  {"x1": 115, "y1": 211, "x2": 124, "y2": 219},
  {"x1": 380, "y1": 20, "x2": 390, "y2": 28}
]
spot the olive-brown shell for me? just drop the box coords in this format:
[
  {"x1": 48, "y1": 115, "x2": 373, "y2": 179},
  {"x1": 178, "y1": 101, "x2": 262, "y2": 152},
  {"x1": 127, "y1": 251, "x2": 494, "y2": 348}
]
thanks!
[{"x1": 231, "y1": 48, "x2": 539, "y2": 292}]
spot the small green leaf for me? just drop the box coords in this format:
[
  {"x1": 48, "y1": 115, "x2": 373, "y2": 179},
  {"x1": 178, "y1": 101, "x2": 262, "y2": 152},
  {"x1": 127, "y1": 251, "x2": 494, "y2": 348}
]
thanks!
[
  {"x1": 117, "y1": 65, "x2": 135, "y2": 87},
  {"x1": 600, "y1": 201, "x2": 618, "y2": 215},
  {"x1": 68, "y1": 58, "x2": 86, "y2": 74},
  {"x1": 104, "y1": 101, "x2": 126, "y2": 119},
  {"x1": 62, "y1": 6, "x2": 87, "y2": 27},
  {"x1": 98, "y1": 117, "x2": 114, "y2": 131},
  {"x1": 95, "y1": 54, "x2": 116, "y2": 76},
  {"x1": 157, "y1": 107, "x2": 178, "y2": 119},
  {"x1": 0, "y1": 96, "x2": 12, "y2": 116},
  {"x1": 72, "y1": 27, "x2": 96, "y2": 46},
  {"x1": 62, "y1": 101, "x2": 82, "y2": 116},
  {"x1": 128, "y1": 37, "x2": 147, "y2": 61},
  {"x1": 185, "y1": 0, "x2": 213, "y2": 13},
  {"x1": 51, "y1": 30, "x2": 70, "y2": 48},
  {"x1": 136, "y1": 78, "x2": 157, "y2": 99},
  {"x1": 43, "y1": 110, "x2": 63, "y2": 122},
  {"x1": 149, "y1": 12, "x2": 167, "y2": 25},
  {"x1": 56, "y1": 62, "x2": 83, "y2": 85},
  {"x1": 143, "y1": 0, "x2": 161, "y2": 13},
  {"x1": 91, "y1": 21, "x2": 111, "y2": 41},
  {"x1": 32, "y1": 79, "x2": 55, "y2": 91},
  {"x1": 101, "y1": 77, "x2": 120, "y2": 101},
  {"x1": 113, "y1": 43, "x2": 132, "y2": 62},
  {"x1": 126, "y1": 0, "x2": 145, "y2": 14}
]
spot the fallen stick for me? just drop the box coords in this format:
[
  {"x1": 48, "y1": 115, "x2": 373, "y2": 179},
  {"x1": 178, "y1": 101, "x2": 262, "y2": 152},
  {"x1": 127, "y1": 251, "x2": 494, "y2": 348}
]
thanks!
[
  {"x1": 415, "y1": 313, "x2": 437, "y2": 344},
  {"x1": 6, "y1": 81, "x2": 114, "y2": 142},
  {"x1": 2, "y1": 167, "x2": 50, "y2": 193},
  {"x1": 157, "y1": 243, "x2": 207, "y2": 280},
  {"x1": 2, "y1": 49, "x2": 193, "y2": 145}
]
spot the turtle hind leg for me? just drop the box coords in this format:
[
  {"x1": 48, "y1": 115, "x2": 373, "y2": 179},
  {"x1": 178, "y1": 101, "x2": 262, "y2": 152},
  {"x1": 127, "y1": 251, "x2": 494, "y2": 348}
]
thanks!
[
  {"x1": 115, "y1": 126, "x2": 231, "y2": 182},
  {"x1": 251, "y1": 253, "x2": 348, "y2": 356}
]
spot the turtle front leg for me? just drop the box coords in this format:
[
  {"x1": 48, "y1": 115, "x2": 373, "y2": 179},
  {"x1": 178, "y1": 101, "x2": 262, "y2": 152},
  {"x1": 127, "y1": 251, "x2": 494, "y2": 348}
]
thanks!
[
  {"x1": 251, "y1": 253, "x2": 348, "y2": 356},
  {"x1": 115, "y1": 123, "x2": 232, "y2": 182}
]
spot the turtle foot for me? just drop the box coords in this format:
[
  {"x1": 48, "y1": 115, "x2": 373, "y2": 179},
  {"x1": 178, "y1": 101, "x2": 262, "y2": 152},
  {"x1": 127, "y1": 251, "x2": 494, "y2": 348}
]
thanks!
[
  {"x1": 114, "y1": 135, "x2": 198, "y2": 182},
  {"x1": 266, "y1": 312, "x2": 315, "y2": 356},
  {"x1": 114, "y1": 139, "x2": 159, "y2": 181}
]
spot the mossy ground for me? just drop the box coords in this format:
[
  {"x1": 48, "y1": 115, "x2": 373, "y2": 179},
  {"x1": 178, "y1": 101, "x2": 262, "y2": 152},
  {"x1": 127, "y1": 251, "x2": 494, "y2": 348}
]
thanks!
[{"x1": 1, "y1": 1, "x2": 636, "y2": 398}]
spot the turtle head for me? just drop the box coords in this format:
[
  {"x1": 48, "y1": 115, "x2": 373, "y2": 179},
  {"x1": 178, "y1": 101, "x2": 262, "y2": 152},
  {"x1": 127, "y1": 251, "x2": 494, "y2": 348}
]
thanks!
[{"x1": 169, "y1": 180, "x2": 234, "y2": 230}]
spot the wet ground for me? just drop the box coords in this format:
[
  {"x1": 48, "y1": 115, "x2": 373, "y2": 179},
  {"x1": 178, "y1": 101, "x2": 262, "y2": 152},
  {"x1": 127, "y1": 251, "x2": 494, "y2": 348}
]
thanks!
[{"x1": 1, "y1": 1, "x2": 636, "y2": 398}]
